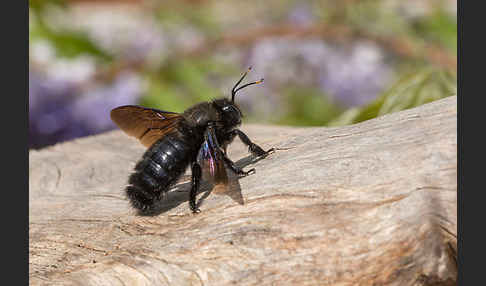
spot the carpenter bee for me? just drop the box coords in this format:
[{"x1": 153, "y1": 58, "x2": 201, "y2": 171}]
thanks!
[{"x1": 110, "y1": 67, "x2": 274, "y2": 214}]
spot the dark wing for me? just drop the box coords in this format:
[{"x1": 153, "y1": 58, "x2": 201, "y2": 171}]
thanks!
[
  {"x1": 197, "y1": 125, "x2": 229, "y2": 186},
  {"x1": 110, "y1": 105, "x2": 183, "y2": 148}
]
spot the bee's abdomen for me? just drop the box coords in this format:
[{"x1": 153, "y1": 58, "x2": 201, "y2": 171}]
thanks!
[{"x1": 126, "y1": 135, "x2": 194, "y2": 214}]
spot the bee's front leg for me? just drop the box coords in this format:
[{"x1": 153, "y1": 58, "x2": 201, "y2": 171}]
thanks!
[{"x1": 229, "y1": 129, "x2": 275, "y2": 158}]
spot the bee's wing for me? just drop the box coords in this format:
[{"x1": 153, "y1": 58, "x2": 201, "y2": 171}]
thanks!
[
  {"x1": 110, "y1": 105, "x2": 183, "y2": 148},
  {"x1": 197, "y1": 125, "x2": 229, "y2": 186}
]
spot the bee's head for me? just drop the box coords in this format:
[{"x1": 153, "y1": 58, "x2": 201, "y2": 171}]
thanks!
[
  {"x1": 213, "y1": 67, "x2": 263, "y2": 128},
  {"x1": 213, "y1": 98, "x2": 243, "y2": 127}
]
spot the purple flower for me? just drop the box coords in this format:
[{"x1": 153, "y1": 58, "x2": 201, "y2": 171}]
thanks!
[
  {"x1": 29, "y1": 70, "x2": 143, "y2": 149},
  {"x1": 248, "y1": 39, "x2": 393, "y2": 108}
]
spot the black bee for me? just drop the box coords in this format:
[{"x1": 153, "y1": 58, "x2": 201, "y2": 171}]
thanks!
[{"x1": 110, "y1": 67, "x2": 274, "y2": 214}]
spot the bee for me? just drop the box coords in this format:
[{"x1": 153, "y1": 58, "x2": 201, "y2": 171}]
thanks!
[{"x1": 110, "y1": 67, "x2": 274, "y2": 214}]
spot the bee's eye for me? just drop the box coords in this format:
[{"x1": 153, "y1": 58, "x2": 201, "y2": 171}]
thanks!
[
  {"x1": 222, "y1": 105, "x2": 235, "y2": 113},
  {"x1": 221, "y1": 105, "x2": 242, "y2": 121}
]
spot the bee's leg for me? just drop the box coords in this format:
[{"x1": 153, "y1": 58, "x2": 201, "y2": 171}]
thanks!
[
  {"x1": 189, "y1": 162, "x2": 202, "y2": 214},
  {"x1": 223, "y1": 155, "x2": 255, "y2": 177},
  {"x1": 230, "y1": 129, "x2": 275, "y2": 158}
]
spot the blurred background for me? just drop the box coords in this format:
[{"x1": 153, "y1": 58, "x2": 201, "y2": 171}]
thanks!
[{"x1": 29, "y1": 0, "x2": 457, "y2": 150}]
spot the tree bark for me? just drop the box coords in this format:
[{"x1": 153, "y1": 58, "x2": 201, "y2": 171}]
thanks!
[{"x1": 29, "y1": 96, "x2": 457, "y2": 285}]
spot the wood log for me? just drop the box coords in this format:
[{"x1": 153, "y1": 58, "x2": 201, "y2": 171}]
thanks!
[{"x1": 29, "y1": 96, "x2": 457, "y2": 285}]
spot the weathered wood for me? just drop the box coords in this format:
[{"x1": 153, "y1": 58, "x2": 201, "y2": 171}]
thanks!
[{"x1": 29, "y1": 96, "x2": 457, "y2": 286}]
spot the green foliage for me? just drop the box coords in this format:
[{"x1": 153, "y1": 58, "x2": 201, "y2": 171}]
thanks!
[
  {"x1": 140, "y1": 74, "x2": 186, "y2": 113},
  {"x1": 275, "y1": 87, "x2": 344, "y2": 126},
  {"x1": 343, "y1": 0, "x2": 412, "y2": 37},
  {"x1": 29, "y1": 0, "x2": 67, "y2": 13},
  {"x1": 141, "y1": 59, "x2": 236, "y2": 112},
  {"x1": 326, "y1": 1, "x2": 456, "y2": 60},
  {"x1": 411, "y1": 8, "x2": 457, "y2": 53},
  {"x1": 37, "y1": 27, "x2": 112, "y2": 61},
  {"x1": 29, "y1": 1, "x2": 112, "y2": 61},
  {"x1": 328, "y1": 68, "x2": 457, "y2": 126},
  {"x1": 155, "y1": 4, "x2": 222, "y2": 38}
]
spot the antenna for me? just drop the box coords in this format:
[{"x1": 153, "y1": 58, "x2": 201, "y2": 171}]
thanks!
[{"x1": 231, "y1": 67, "x2": 264, "y2": 102}]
